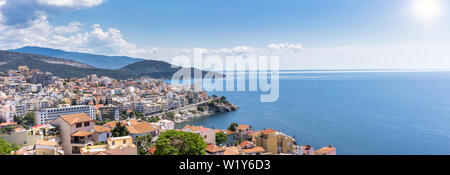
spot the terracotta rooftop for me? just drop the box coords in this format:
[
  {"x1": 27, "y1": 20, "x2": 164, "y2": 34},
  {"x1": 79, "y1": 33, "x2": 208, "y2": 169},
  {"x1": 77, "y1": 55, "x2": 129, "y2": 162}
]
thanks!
[
  {"x1": 260, "y1": 128, "x2": 276, "y2": 135},
  {"x1": 238, "y1": 141, "x2": 255, "y2": 149},
  {"x1": 315, "y1": 146, "x2": 336, "y2": 155},
  {"x1": 72, "y1": 130, "x2": 93, "y2": 137},
  {"x1": 241, "y1": 146, "x2": 265, "y2": 153},
  {"x1": 205, "y1": 144, "x2": 226, "y2": 153},
  {"x1": 127, "y1": 122, "x2": 157, "y2": 134},
  {"x1": 103, "y1": 119, "x2": 139, "y2": 129},
  {"x1": 97, "y1": 147, "x2": 138, "y2": 155},
  {"x1": 224, "y1": 147, "x2": 241, "y2": 155},
  {"x1": 59, "y1": 113, "x2": 93, "y2": 126},
  {"x1": 236, "y1": 125, "x2": 250, "y2": 131},
  {"x1": 36, "y1": 140, "x2": 58, "y2": 147},
  {"x1": 222, "y1": 130, "x2": 236, "y2": 135},
  {"x1": 182, "y1": 125, "x2": 210, "y2": 132},
  {"x1": 0, "y1": 122, "x2": 17, "y2": 127},
  {"x1": 94, "y1": 125, "x2": 111, "y2": 133}
]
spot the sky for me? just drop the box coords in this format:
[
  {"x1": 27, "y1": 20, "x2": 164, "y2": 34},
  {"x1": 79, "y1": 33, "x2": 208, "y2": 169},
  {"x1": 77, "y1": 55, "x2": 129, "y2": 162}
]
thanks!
[{"x1": 0, "y1": 0, "x2": 450, "y2": 70}]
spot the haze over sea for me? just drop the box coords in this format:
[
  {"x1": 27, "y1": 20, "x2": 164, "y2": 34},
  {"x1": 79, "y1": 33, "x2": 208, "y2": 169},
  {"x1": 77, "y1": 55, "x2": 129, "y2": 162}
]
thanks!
[{"x1": 175, "y1": 70, "x2": 450, "y2": 155}]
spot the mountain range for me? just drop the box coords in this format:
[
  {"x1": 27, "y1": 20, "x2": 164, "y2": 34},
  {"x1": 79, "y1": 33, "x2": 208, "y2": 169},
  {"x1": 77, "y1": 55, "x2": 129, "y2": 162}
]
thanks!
[
  {"x1": 10, "y1": 46, "x2": 145, "y2": 69},
  {"x1": 0, "y1": 47, "x2": 219, "y2": 80}
]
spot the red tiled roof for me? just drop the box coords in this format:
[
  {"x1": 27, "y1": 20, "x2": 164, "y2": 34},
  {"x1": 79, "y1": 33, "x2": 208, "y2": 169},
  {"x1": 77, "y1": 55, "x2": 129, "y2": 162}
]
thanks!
[
  {"x1": 205, "y1": 144, "x2": 226, "y2": 153},
  {"x1": 0, "y1": 122, "x2": 17, "y2": 127},
  {"x1": 236, "y1": 125, "x2": 249, "y2": 130},
  {"x1": 72, "y1": 131, "x2": 93, "y2": 137},
  {"x1": 260, "y1": 128, "x2": 276, "y2": 135},
  {"x1": 59, "y1": 113, "x2": 93, "y2": 126},
  {"x1": 241, "y1": 146, "x2": 265, "y2": 153}
]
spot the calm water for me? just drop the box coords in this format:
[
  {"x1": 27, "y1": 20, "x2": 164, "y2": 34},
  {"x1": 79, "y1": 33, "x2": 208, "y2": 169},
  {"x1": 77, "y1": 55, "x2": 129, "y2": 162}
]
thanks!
[{"x1": 175, "y1": 70, "x2": 450, "y2": 155}]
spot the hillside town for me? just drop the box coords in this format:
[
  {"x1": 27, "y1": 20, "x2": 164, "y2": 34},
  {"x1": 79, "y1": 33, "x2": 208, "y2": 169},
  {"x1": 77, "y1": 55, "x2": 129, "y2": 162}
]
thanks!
[{"x1": 0, "y1": 66, "x2": 336, "y2": 155}]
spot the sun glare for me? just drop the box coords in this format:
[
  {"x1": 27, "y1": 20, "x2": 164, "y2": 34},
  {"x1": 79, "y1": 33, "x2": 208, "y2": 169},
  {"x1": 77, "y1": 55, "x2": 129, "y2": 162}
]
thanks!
[{"x1": 412, "y1": 0, "x2": 441, "y2": 22}]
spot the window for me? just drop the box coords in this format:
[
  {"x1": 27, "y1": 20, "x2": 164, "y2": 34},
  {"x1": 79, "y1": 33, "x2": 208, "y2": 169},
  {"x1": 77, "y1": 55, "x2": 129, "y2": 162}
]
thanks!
[
  {"x1": 76, "y1": 123, "x2": 82, "y2": 128},
  {"x1": 84, "y1": 122, "x2": 90, "y2": 127},
  {"x1": 112, "y1": 141, "x2": 115, "y2": 145},
  {"x1": 123, "y1": 140, "x2": 126, "y2": 144}
]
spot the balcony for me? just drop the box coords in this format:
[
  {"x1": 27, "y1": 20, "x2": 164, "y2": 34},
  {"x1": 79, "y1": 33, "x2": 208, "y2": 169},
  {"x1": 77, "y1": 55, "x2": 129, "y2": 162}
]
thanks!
[
  {"x1": 71, "y1": 139, "x2": 93, "y2": 145},
  {"x1": 71, "y1": 131, "x2": 94, "y2": 145}
]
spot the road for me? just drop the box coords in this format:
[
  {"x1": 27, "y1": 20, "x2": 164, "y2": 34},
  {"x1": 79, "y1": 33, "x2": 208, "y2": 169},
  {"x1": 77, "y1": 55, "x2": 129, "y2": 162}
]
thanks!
[{"x1": 145, "y1": 99, "x2": 213, "y2": 118}]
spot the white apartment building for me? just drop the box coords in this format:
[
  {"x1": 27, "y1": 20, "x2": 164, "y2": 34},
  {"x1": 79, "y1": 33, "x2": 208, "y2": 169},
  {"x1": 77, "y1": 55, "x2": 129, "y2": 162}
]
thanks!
[
  {"x1": 0, "y1": 105, "x2": 13, "y2": 123},
  {"x1": 35, "y1": 105, "x2": 96, "y2": 125}
]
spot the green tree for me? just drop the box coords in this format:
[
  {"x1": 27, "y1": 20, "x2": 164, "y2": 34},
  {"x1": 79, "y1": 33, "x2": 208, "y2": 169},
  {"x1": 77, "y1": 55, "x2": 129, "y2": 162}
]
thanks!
[
  {"x1": 120, "y1": 114, "x2": 128, "y2": 120},
  {"x1": 0, "y1": 138, "x2": 14, "y2": 155},
  {"x1": 111, "y1": 122, "x2": 129, "y2": 137},
  {"x1": 3, "y1": 126, "x2": 14, "y2": 134},
  {"x1": 197, "y1": 106, "x2": 205, "y2": 112},
  {"x1": 135, "y1": 111, "x2": 144, "y2": 119},
  {"x1": 216, "y1": 132, "x2": 227, "y2": 145},
  {"x1": 149, "y1": 117, "x2": 159, "y2": 123},
  {"x1": 228, "y1": 122, "x2": 239, "y2": 132},
  {"x1": 134, "y1": 134, "x2": 153, "y2": 155},
  {"x1": 165, "y1": 112, "x2": 175, "y2": 120},
  {"x1": 23, "y1": 112, "x2": 35, "y2": 126},
  {"x1": 154, "y1": 130, "x2": 207, "y2": 155}
]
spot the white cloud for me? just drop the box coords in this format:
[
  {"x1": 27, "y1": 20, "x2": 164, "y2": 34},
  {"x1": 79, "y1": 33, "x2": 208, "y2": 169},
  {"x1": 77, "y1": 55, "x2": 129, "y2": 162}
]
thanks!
[
  {"x1": 37, "y1": 0, "x2": 106, "y2": 8},
  {"x1": 213, "y1": 46, "x2": 257, "y2": 56},
  {"x1": 268, "y1": 43, "x2": 303, "y2": 53},
  {"x1": 0, "y1": 15, "x2": 162, "y2": 58},
  {"x1": 53, "y1": 21, "x2": 82, "y2": 34},
  {"x1": 0, "y1": 0, "x2": 107, "y2": 26}
]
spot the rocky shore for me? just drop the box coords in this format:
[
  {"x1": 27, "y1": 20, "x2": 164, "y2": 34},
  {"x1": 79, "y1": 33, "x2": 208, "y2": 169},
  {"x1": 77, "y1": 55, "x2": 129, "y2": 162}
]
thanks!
[{"x1": 172, "y1": 98, "x2": 239, "y2": 123}]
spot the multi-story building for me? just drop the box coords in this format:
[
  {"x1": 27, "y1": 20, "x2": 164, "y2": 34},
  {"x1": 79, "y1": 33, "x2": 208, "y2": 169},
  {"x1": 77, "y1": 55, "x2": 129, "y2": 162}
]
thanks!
[
  {"x1": 215, "y1": 129, "x2": 237, "y2": 147},
  {"x1": 236, "y1": 124, "x2": 253, "y2": 141},
  {"x1": 135, "y1": 102, "x2": 145, "y2": 114},
  {"x1": 13, "y1": 103, "x2": 27, "y2": 117},
  {"x1": 0, "y1": 105, "x2": 13, "y2": 123},
  {"x1": 50, "y1": 113, "x2": 95, "y2": 155},
  {"x1": 93, "y1": 125, "x2": 111, "y2": 143},
  {"x1": 155, "y1": 120, "x2": 175, "y2": 132},
  {"x1": 80, "y1": 136, "x2": 137, "y2": 155},
  {"x1": 182, "y1": 125, "x2": 216, "y2": 145},
  {"x1": 30, "y1": 72, "x2": 54, "y2": 87},
  {"x1": 254, "y1": 128, "x2": 296, "y2": 155},
  {"x1": 98, "y1": 104, "x2": 119, "y2": 121},
  {"x1": 35, "y1": 105, "x2": 96, "y2": 125},
  {"x1": 237, "y1": 141, "x2": 265, "y2": 155}
]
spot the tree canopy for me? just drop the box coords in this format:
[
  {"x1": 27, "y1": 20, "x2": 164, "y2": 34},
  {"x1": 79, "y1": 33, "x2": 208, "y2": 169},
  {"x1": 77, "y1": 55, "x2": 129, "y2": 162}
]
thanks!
[
  {"x1": 111, "y1": 122, "x2": 129, "y2": 137},
  {"x1": 165, "y1": 112, "x2": 175, "y2": 120},
  {"x1": 216, "y1": 132, "x2": 227, "y2": 145},
  {"x1": 134, "y1": 133, "x2": 153, "y2": 155},
  {"x1": 14, "y1": 112, "x2": 35, "y2": 127},
  {"x1": 154, "y1": 130, "x2": 207, "y2": 155},
  {"x1": 197, "y1": 106, "x2": 205, "y2": 112},
  {"x1": 228, "y1": 122, "x2": 239, "y2": 132},
  {"x1": 0, "y1": 138, "x2": 17, "y2": 155}
]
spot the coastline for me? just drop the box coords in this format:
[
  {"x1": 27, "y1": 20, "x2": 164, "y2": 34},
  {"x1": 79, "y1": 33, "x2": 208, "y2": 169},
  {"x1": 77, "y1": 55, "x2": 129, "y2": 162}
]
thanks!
[{"x1": 166, "y1": 100, "x2": 239, "y2": 124}]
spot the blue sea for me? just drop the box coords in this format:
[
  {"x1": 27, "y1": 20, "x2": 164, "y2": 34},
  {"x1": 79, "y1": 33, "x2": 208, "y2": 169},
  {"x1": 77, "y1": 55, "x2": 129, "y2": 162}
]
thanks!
[{"x1": 175, "y1": 70, "x2": 450, "y2": 155}]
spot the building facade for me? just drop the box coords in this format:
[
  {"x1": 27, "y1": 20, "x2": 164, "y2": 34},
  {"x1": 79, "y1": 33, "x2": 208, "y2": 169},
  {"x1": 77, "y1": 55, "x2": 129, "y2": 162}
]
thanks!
[
  {"x1": 35, "y1": 105, "x2": 96, "y2": 125},
  {"x1": 50, "y1": 113, "x2": 95, "y2": 155}
]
